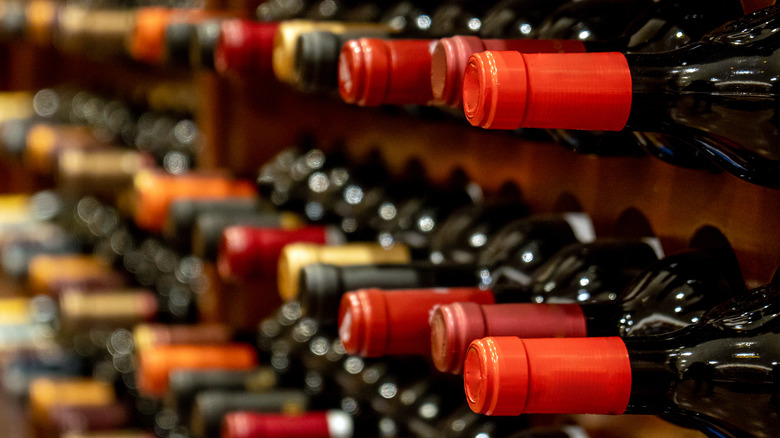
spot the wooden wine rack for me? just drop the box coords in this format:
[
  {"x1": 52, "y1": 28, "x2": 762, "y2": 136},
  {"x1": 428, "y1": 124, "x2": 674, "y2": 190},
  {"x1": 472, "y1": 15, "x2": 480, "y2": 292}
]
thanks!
[{"x1": 2, "y1": 4, "x2": 780, "y2": 436}]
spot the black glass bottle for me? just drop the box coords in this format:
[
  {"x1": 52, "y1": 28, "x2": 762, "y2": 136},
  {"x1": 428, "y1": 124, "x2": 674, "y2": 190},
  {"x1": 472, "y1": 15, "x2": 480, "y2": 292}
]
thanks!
[{"x1": 464, "y1": 283, "x2": 780, "y2": 438}]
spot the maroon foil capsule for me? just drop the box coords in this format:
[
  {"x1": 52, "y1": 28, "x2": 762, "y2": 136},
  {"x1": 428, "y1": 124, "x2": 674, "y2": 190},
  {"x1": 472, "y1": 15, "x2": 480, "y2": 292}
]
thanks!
[
  {"x1": 218, "y1": 225, "x2": 342, "y2": 281},
  {"x1": 430, "y1": 301, "x2": 587, "y2": 374},
  {"x1": 215, "y1": 19, "x2": 280, "y2": 77}
]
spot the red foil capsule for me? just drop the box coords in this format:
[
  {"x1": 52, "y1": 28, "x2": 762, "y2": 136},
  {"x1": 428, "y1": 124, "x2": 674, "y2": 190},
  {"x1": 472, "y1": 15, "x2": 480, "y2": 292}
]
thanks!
[
  {"x1": 337, "y1": 287, "x2": 495, "y2": 357},
  {"x1": 431, "y1": 36, "x2": 587, "y2": 107},
  {"x1": 430, "y1": 302, "x2": 587, "y2": 374},
  {"x1": 464, "y1": 336, "x2": 631, "y2": 416},
  {"x1": 215, "y1": 19, "x2": 279, "y2": 77},
  {"x1": 338, "y1": 38, "x2": 436, "y2": 106},
  {"x1": 218, "y1": 225, "x2": 342, "y2": 281},
  {"x1": 222, "y1": 410, "x2": 353, "y2": 438},
  {"x1": 462, "y1": 50, "x2": 632, "y2": 130}
]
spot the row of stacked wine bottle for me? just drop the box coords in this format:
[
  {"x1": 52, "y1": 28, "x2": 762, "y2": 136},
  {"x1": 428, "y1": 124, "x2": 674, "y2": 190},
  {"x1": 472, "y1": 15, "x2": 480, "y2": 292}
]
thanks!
[
  {"x1": 0, "y1": 87, "x2": 777, "y2": 438},
  {"x1": 1, "y1": 0, "x2": 779, "y2": 188}
]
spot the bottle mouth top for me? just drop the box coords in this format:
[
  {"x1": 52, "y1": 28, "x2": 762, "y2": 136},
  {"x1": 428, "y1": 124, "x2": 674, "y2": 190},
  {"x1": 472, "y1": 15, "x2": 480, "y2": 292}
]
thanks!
[
  {"x1": 337, "y1": 288, "x2": 383, "y2": 356},
  {"x1": 431, "y1": 36, "x2": 485, "y2": 107},
  {"x1": 338, "y1": 38, "x2": 384, "y2": 105},
  {"x1": 338, "y1": 38, "x2": 437, "y2": 106},
  {"x1": 430, "y1": 301, "x2": 485, "y2": 374}
]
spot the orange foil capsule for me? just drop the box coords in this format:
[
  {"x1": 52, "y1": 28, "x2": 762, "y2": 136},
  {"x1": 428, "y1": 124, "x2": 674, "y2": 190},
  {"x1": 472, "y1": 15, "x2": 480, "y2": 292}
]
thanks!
[
  {"x1": 136, "y1": 344, "x2": 258, "y2": 397},
  {"x1": 132, "y1": 169, "x2": 257, "y2": 233}
]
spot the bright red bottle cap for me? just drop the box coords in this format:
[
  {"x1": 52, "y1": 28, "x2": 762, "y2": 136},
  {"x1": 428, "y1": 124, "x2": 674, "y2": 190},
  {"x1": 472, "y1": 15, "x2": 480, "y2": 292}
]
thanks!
[
  {"x1": 463, "y1": 51, "x2": 632, "y2": 130},
  {"x1": 217, "y1": 225, "x2": 331, "y2": 280},
  {"x1": 215, "y1": 19, "x2": 279, "y2": 77},
  {"x1": 432, "y1": 37, "x2": 588, "y2": 107},
  {"x1": 430, "y1": 302, "x2": 587, "y2": 374},
  {"x1": 464, "y1": 336, "x2": 631, "y2": 415},
  {"x1": 338, "y1": 287, "x2": 495, "y2": 357},
  {"x1": 338, "y1": 38, "x2": 436, "y2": 106},
  {"x1": 223, "y1": 410, "x2": 353, "y2": 438}
]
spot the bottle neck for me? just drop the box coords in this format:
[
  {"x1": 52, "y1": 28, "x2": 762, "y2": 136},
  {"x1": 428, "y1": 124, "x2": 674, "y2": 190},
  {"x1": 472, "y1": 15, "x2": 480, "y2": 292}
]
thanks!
[
  {"x1": 579, "y1": 302, "x2": 622, "y2": 336},
  {"x1": 625, "y1": 36, "x2": 780, "y2": 139},
  {"x1": 623, "y1": 330, "x2": 780, "y2": 436}
]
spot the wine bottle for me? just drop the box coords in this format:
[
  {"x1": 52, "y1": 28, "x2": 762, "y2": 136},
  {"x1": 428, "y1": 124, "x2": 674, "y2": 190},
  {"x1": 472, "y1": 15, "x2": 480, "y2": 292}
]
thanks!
[
  {"x1": 432, "y1": 0, "x2": 745, "y2": 109},
  {"x1": 306, "y1": 0, "x2": 496, "y2": 95},
  {"x1": 17, "y1": 123, "x2": 110, "y2": 175},
  {"x1": 190, "y1": 389, "x2": 311, "y2": 438},
  {"x1": 135, "y1": 343, "x2": 259, "y2": 397},
  {"x1": 256, "y1": 0, "x2": 391, "y2": 23},
  {"x1": 1, "y1": 224, "x2": 84, "y2": 279},
  {"x1": 192, "y1": 214, "x2": 306, "y2": 262},
  {"x1": 338, "y1": 37, "x2": 438, "y2": 106},
  {"x1": 131, "y1": 169, "x2": 258, "y2": 233},
  {"x1": 425, "y1": 195, "x2": 530, "y2": 265},
  {"x1": 2, "y1": 345, "x2": 88, "y2": 399},
  {"x1": 27, "y1": 254, "x2": 128, "y2": 296},
  {"x1": 221, "y1": 410, "x2": 356, "y2": 438},
  {"x1": 338, "y1": 287, "x2": 495, "y2": 357},
  {"x1": 133, "y1": 322, "x2": 235, "y2": 351},
  {"x1": 293, "y1": 28, "x2": 396, "y2": 93},
  {"x1": 129, "y1": 7, "x2": 194, "y2": 65},
  {"x1": 56, "y1": 288, "x2": 165, "y2": 332},
  {"x1": 298, "y1": 262, "x2": 482, "y2": 330},
  {"x1": 22, "y1": 0, "x2": 58, "y2": 47},
  {"x1": 538, "y1": 0, "x2": 745, "y2": 163},
  {"x1": 277, "y1": 241, "x2": 413, "y2": 301},
  {"x1": 57, "y1": 148, "x2": 155, "y2": 201},
  {"x1": 532, "y1": 0, "x2": 656, "y2": 41},
  {"x1": 218, "y1": 225, "x2": 346, "y2": 281},
  {"x1": 162, "y1": 197, "x2": 276, "y2": 252},
  {"x1": 53, "y1": 5, "x2": 136, "y2": 60},
  {"x1": 303, "y1": 212, "x2": 587, "y2": 333},
  {"x1": 464, "y1": 282, "x2": 780, "y2": 437},
  {"x1": 433, "y1": 0, "x2": 633, "y2": 106},
  {"x1": 166, "y1": 367, "x2": 279, "y2": 420},
  {"x1": 431, "y1": 246, "x2": 745, "y2": 374},
  {"x1": 476, "y1": 213, "x2": 595, "y2": 292},
  {"x1": 273, "y1": 20, "x2": 393, "y2": 86},
  {"x1": 463, "y1": 6, "x2": 780, "y2": 188},
  {"x1": 28, "y1": 377, "x2": 120, "y2": 433}
]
